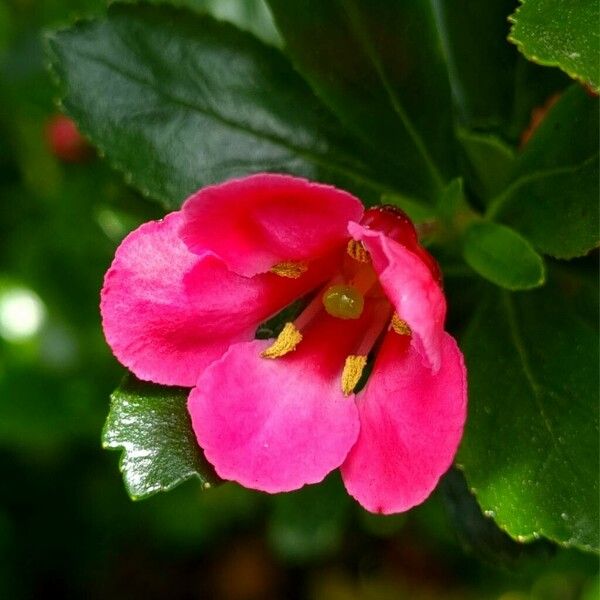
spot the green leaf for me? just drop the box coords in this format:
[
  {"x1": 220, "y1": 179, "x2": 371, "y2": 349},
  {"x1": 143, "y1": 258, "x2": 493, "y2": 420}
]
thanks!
[
  {"x1": 433, "y1": 0, "x2": 520, "y2": 128},
  {"x1": 457, "y1": 129, "x2": 515, "y2": 202},
  {"x1": 509, "y1": 0, "x2": 600, "y2": 92},
  {"x1": 125, "y1": 0, "x2": 282, "y2": 46},
  {"x1": 437, "y1": 177, "x2": 471, "y2": 223},
  {"x1": 506, "y1": 56, "x2": 571, "y2": 143},
  {"x1": 488, "y1": 86, "x2": 600, "y2": 258},
  {"x1": 491, "y1": 156, "x2": 599, "y2": 259},
  {"x1": 266, "y1": 0, "x2": 456, "y2": 201},
  {"x1": 47, "y1": 3, "x2": 392, "y2": 209},
  {"x1": 458, "y1": 277, "x2": 599, "y2": 552},
  {"x1": 441, "y1": 469, "x2": 552, "y2": 566},
  {"x1": 102, "y1": 375, "x2": 218, "y2": 500},
  {"x1": 513, "y1": 85, "x2": 599, "y2": 178},
  {"x1": 462, "y1": 221, "x2": 545, "y2": 290}
]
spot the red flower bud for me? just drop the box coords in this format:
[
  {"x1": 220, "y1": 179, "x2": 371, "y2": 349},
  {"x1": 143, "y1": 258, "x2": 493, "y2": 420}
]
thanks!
[
  {"x1": 45, "y1": 115, "x2": 92, "y2": 163},
  {"x1": 361, "y1": 205, "x2": 442, "y2": 284}
]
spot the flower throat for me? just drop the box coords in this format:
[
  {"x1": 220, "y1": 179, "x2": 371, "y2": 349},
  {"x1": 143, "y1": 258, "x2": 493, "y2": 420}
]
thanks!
[{"x1": 262, "y1": 206, "x2": 439, "y2": 395}]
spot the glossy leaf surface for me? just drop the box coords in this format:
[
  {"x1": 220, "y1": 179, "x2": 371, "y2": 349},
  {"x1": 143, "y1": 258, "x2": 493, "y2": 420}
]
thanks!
[
  {"x1": 103, "y1": 375, "x2": 218, "y2": 500},
  {"x1": 459, "y1": 277, "x2": 599, "y2": 552},
  {"x1": 266, "y1": 0, "x2": 456, "y2": 201},
  {"x1": 47, "y1": 3, "x2": 390, "y2": 208},
  {"x1": 434, "y1": 0, "x2": 519, "y2": 128}
]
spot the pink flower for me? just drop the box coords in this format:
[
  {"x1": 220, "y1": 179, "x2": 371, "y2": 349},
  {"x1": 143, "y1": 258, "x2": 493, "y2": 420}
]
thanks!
[{"x1": 101, "y1": 174, "x2": 467, "y2": 514}]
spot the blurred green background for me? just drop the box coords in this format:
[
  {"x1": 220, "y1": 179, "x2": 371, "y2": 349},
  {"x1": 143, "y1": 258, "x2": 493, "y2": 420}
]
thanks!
[{"x1": 0, "y1": 1, "x2": 597, "y2": 598}]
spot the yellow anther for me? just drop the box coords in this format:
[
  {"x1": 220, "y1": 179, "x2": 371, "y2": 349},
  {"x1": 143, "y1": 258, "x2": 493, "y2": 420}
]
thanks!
[
  {"x1": 270, "y1": 261, "x2": 308, "y2": 278},
  {"x1": 391, "y1": 314, "x2": 411, "y2": 336},
  {"x1": 322, "y1": 285, "x2": 365, "y2": 320},
  {"x1": 261, "y1": 322, "x2": 303, "y2": 358},
  {"x1": 347, "y1": 239, "x2": 370, "y2": 263},
  {"x1": 341, "y1": 355, "x2": 368, "y2": 396}
]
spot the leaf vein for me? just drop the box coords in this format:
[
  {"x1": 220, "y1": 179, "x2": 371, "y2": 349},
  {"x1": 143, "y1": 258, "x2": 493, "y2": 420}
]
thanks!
[
  {"x1": 69, "y1": 46, "x2": 394, "y2": 196},
  {"x1": 338, "y1": 0, "x2": 444, "y2": 189},
  {"x1": 486, "y1": 153, "x2": 600, "y2": 219},
  {"x1": 502, "y1": 292, "x2": 586, "y2": 485}
]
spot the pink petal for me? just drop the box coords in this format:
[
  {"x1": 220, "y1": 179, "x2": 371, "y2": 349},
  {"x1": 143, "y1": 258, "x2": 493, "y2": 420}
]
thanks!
[
  {"x1": 101, "y1": 212, "x2": 333, "y2": 387},
  {"x1": 188, "y1": 314, "x2": 366, "y2": 492},
  {"x1": 348, "y1": 222, "x2": 446, "y2": 372},
  {"x1": 341, "y1": 331, "x2": 467, "y2": 514},
  {"x1": 180, "y1": 173, "x2": 364, "y2": 277}
]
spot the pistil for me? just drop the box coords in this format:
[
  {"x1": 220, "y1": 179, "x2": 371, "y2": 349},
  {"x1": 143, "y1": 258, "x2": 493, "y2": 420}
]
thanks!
[
  {"x1": 261, "y1": 280, "x2": 337, "y2": 359},
  {"x1": 322, "y1": 285, "x2": 364, "y2": 320}
]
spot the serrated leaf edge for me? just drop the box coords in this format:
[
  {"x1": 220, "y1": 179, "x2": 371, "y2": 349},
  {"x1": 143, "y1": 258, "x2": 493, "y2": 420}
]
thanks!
[
  {"x1": 44, "y1": 3, "x2": 396, "y2": 209},
  {"x1": 101, "y1": 380, "x2": 217, "y2": 501},
  {"x1": 455, "y1": 463, "x2": 599, "y2": 554},
  {"x1": 507, "y1": 0, "x2": 600, "y2": 93}
]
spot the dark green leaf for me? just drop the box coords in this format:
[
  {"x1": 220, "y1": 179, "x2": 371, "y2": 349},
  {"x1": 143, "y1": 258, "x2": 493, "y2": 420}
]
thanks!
[
  {"x1": 125, "y1": 0, "x2": 282, "y2": 46},
  {"x1": 490, "y1": 155, "x2": 599, "y2": 259},
  {"x1": 458, "y1": 278, "x2": 599, "y2": 552},
  {"x1": 458, "y1": 129, "x2": 515, "y2": 202},
  {"x1": 434, "y1": 0, "x2": 520, "y2": 128},
  {"x1": 102, "y1": 375, "x2": 218, "y2": 500},
  {"x1": 509, "y1": 0, "x2": 600, "y2": 91},
  {"x1": 441, "y1": 469, "x2": 553, "y2": 566},
  {"x1": 47, "y1": 3, "x2": 392, "y2": 208},
  {"x1": 266, "y1": 0, "x2": 456, "y2": 201},
  {"x1": 506, "y1": 56, "x2": 571, "y2": 143},
  {"x1": 488, "y1": 86, "x2": 599, "y2": 258},
  {"x1": 462, "y1": 221, "x2": 545, "y2": 290},
  {"x1": 513, "y1": 85, "x2": 599, "y2": 178},
  {"x1": 437, "y1": 177, "x2": 471, "y2": 224}
]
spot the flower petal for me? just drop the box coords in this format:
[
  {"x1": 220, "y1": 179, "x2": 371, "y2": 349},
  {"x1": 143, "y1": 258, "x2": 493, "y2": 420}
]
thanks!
[
  {"x1": 101, "y1": 212, "x2": 332, "y2": 386},
  {"x1": 180, "y1": 173, "x2": 364, "y2": 277},
  {"x1": 188, "y1": 314, "x2": 365, "y2": 492},
  {"x1": 348, "y1": 222, "x2": 446, "y2": 371},
  {"x1": 340, "y1": 331, "x2": 467, "y2": 514}
]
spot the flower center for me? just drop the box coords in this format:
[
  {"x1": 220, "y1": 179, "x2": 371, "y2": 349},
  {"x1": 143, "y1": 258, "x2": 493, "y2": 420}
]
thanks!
[
  {"x1": 322, "y1": 284, "x2": 364, "y2": 319},
  {"x1": 261, "y1": 205, "x2": 435, "y2": 395}
]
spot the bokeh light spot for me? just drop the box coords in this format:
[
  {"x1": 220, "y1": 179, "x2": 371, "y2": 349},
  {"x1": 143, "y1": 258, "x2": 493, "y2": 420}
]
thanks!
[{"x1": 0, "y1": 287, "x2": 46, "y2": 342}]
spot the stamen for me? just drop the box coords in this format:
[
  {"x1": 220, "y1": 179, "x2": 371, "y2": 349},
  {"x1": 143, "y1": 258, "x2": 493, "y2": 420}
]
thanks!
[
  {"x1": 261, "y1": 322, "x2": 303, "y2": 358},
  {"x1": 341, "y1": 355, "x2": 368, "y2": 396},
  {"x1": 347, "y1": 239, "x2": 370, "y2": 263},
  {"x1": 270, "y1": 261, "x2": 308, "y2": 279},
  {"x1": 339, "y1": 301, "x2": 391, "y2": 395},
  {"x1": 260, "y1": 279, "x2": 341, "y2": 361},
  {"x1": 391, "y1": 313, "x2": 411, "y2": 336}
]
